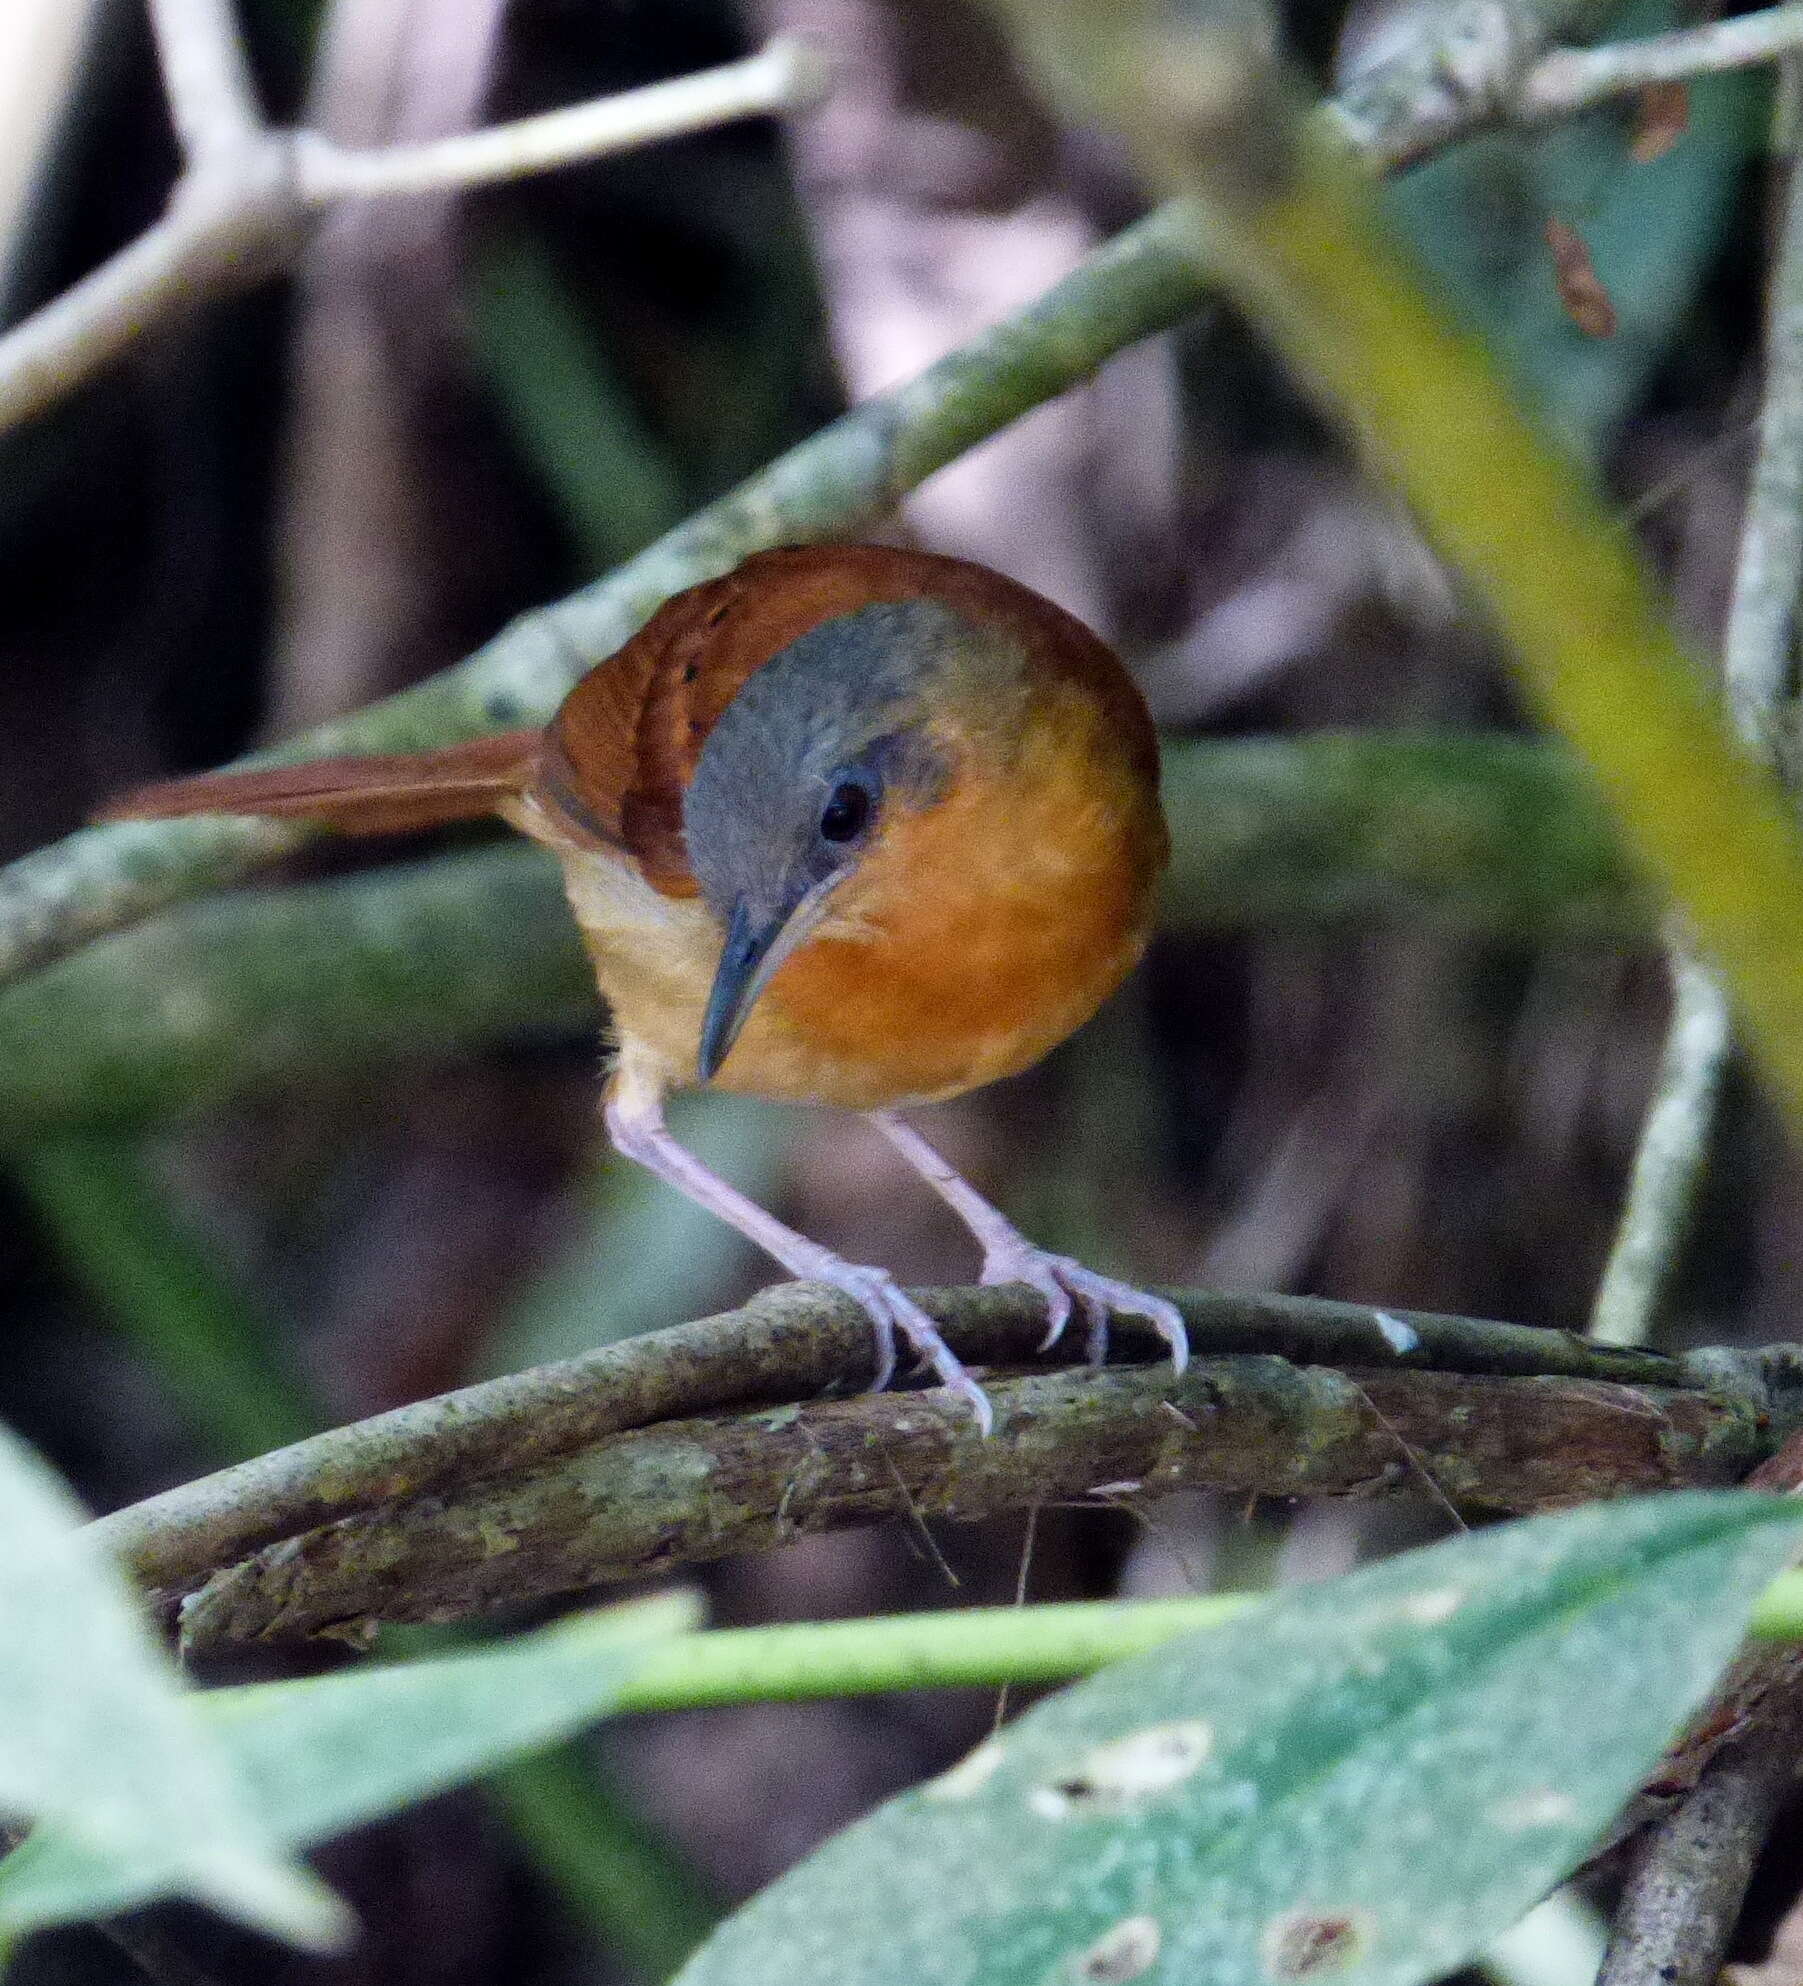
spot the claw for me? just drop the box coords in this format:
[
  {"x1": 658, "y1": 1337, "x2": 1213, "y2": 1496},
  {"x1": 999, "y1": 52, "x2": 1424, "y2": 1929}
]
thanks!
[
  {"x1": 809, "y1": 1262, "x2": 994, "y2": 1434},
  {"x1": 859, "y1": 1292, "x2": 898, "y2": 1395},
  {"x1": 984, "y1": 1254, "x2": 1075, "y2": 1352},
  {"x1": 980, "y1": 1240, "x2": 1188, "y2": 1373}
]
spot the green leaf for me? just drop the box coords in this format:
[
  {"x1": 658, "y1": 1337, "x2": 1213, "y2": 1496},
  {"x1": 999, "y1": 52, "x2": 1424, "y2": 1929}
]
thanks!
[
  {"x1": 0, "y1": 1424, "x2": 344, "y2": 1950},
  {"x1": 674, "y1": 1492, "x2": 1803, "y2": 1986},
  {"x1": 0, "y1": 1592, "x2": 695, "y2": 1934}
]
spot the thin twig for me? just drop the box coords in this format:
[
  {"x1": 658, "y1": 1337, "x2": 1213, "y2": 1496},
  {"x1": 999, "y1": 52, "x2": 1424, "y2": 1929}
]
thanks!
[
  {"x1": 0, "y1": 31, "x2": 823, "y2": 437},
  {"x1": 144, "y1": 0, "x2": 263, "y2": 159},
  {"x1": 0, "y1": 174, "x2": 298, "y2": 433},
  {"x1": 1340, "y1": 0, "x2": 1803, "y2": 169},
  {"x1": 1725, "y1": 72, "x2": 1803, "y2": 759},
  {"x1": 1588, "y1": 953, "x2": 1734, "y2": 1346},
  {"x1": 292, "y1": 39, "x2": 827, "y2": 201},
  {"x1": 1587, "y1": 68, "x2": 1803, "y2": 1347},
  {"x1": 1597, "y1": 1667, "x2": 1803, "y2": 1986},
  {"x1": 1524, "y1": 3, "x2": 1803, "y2": 123}
]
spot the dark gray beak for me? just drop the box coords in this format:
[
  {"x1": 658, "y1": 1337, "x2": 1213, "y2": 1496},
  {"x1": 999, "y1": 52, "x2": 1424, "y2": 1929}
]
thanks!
[
  {"x1": 697, "y1": 876, "x2": 845, "y2": 1084},
  {"x1": 698, "y1": 898, "x2": 774, "y2": 1084}
]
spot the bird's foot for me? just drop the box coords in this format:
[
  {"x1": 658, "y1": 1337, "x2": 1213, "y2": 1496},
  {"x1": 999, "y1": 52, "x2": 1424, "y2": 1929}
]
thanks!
[
  {"x1": 979, "y1": 1242, "x2": 1189, "y2": 1371},
  {"x1": 797, "y1": 1256, "x2": 995, "y2": 1435}
]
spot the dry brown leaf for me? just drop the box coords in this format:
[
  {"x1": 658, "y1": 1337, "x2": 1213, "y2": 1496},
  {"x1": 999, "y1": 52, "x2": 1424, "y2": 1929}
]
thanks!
[
  {"x1": 1629, "y1": 81, "x2": 1689, "y2": 164},
  {"x1": 1545, "y1": 216, "x2": 1618, "y2": 339}
]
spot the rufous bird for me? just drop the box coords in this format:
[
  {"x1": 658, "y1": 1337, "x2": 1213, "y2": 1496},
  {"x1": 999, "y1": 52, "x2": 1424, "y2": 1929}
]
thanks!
[{"x1": 103, "y1": 544, "x2": 1187, "y2": 1430}]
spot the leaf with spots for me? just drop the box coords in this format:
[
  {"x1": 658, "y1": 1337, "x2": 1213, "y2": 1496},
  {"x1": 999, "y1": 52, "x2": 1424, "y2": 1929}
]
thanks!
[{"x1": 673, "y1": 1492, "x2": 1803, "y2": 1986}]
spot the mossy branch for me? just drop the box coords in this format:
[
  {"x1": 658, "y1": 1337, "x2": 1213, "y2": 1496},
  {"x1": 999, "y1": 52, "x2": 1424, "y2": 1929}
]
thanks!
[
  {"x1": 0, "y1": 845, "x2": 594, "y2": 1141},
  {"x1": 158, "y1": 1330, "x2": 1778, "y2": 1648},
  {"x1": 87, "y1": 1277, "x2": 1718, "y2": 1615}
]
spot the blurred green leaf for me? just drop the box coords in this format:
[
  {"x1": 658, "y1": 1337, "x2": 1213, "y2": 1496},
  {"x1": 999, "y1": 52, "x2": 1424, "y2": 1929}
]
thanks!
[
  {"x1": 674, "y1": 1493, "x2": 1803, "y2": 1986},
  {"x1": 0, "y1": 1592, "x2": 697, "y2": 1936},
  {"x1": 0, "y1": 1423, "x2": 345, "y2": 1952}
]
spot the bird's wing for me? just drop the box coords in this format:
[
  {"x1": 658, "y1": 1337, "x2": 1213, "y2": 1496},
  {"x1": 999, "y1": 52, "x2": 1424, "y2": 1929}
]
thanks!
[{"x1": 97, "y1": 730, "x2": 542, "y2": 835}]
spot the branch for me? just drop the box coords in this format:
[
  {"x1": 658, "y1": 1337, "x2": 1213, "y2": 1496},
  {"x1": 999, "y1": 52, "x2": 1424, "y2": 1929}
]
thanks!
[
  {"x1": 0, "y1": 172, "x2": 301, "y2": 437},
  {"x1": 1723, "y1": 72, "x2": 1803, "y2": 763},
  {"x1": 1337, "y1": 0, "x2": 1803, "y2": 170},
  {"x1": 291, "y1": 40, "x2": 826, "y2": 201},
  {"x1": 166, "y1": 1343, "x2": 1777, "y2": 1648},
  {"x1": 0, "y1": 31, "x2": 822, "y2": 436},
  {"x1": 86, "y1": 1277, "x2": 1713, "y2": 1609},
  {"x1": 145, "y1": 0, "x2": 262, "y2": 159},
  {"x1": 1586, "y1": 64, "x2": 1803, "y2": 1346},
  {"x1": 1523, "y1": 4, "x2": 1803, "y2": 124},
  {"x1": 1159, "y1": 731, "x2": 1646, "y2": 940},
  {"x1": 0, "y1": 845, "x2": 592, "y2": 1143},
  {"x1": 1330, "y1": 0, "x2": 1608, "y2": 170},
  {"x1": 1597, "y1": 1666, "x2": 1803, "y2": 1986},
  {"x1": 1587, "y1": 952, "x2": 1733, "y2": 1346}
]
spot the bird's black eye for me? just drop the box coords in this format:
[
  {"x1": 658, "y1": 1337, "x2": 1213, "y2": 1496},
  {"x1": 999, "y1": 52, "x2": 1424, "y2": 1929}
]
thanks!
[{"x1": 819, "y1": 779, "x2": 872, "y2": 844}]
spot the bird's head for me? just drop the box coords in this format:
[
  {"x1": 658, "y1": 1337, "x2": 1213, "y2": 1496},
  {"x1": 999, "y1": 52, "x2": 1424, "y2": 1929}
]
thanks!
[{"x1": 681, "y1": 595, "x2": 1023, "y2": 1082}]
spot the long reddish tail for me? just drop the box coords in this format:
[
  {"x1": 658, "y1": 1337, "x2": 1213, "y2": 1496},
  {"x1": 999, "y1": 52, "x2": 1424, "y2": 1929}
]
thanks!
[{"x1": 97, "y1": 730, "x2": 543, "y2": 836}]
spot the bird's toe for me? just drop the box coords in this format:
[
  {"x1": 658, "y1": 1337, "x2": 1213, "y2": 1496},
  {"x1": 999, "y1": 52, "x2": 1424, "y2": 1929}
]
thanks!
[
  {"x1": 983, "y1": 1247, "x2": 1187, "y2": 1373},
  {"x1": 798, "y1": 1263, "x2": 993, "y2": 1432},
  {"x1": 982, "y1": 1248, "x2": 1075, "y2": 1350}
]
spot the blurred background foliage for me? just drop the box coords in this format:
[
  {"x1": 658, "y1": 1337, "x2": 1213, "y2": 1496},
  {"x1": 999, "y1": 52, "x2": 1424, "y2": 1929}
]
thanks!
[{"x1": 0, "y1": 0, "x2": 1795, "y2": 1978}]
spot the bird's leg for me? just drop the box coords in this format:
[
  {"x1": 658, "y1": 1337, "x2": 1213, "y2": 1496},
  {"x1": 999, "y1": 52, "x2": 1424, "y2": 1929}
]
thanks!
[
  {"x1": 868, "y1": 1111, "x2": 1189, "y2": 1371},
  {"x1": 604, "y1": 1080, "x2": 995, "y2": 1432}
]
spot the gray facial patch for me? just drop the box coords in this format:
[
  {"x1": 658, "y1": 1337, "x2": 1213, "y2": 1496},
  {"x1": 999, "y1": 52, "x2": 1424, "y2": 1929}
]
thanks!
[{"x1": 681, "y1": 596, "x2": 1009, "y2": 931}]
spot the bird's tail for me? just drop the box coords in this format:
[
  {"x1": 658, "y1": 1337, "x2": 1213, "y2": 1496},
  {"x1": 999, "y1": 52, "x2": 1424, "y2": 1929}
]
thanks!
[{"x1": 97, "y1": 730, "x2": 542, "y2": 836}]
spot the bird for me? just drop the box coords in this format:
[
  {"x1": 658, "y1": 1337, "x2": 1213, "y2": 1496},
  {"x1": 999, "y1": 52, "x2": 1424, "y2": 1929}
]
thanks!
[{"x1": 102, "y1": 543, "x2": 1188, "y2": 1430}]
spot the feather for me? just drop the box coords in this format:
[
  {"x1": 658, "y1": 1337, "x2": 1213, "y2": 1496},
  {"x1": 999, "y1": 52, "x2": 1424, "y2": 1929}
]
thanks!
[{"x1": 97, "y1": 730, "x2": 541, "y2": 836}]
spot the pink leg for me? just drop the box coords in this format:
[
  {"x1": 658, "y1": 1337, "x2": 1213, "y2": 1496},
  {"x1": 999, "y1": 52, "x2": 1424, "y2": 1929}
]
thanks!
[
  {"x1": 869, "y1": 1111, "x2": 1188, "y2": 1371},
  {"x1": 605, "y1": 1084, "x2": 994, "y2": 1432}
]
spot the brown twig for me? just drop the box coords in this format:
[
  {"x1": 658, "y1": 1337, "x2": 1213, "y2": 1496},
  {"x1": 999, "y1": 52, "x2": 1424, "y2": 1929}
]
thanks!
[{"x1": 1599, "y1": 1666, "x2": 1803, "y2": 1986}]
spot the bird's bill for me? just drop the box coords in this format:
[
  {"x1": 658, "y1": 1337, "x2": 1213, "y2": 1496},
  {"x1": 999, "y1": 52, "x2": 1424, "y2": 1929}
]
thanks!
[{"x1": 698, "y1": 879, "x2": 839, "y2": 1082}]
